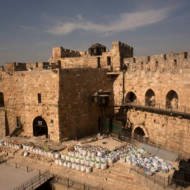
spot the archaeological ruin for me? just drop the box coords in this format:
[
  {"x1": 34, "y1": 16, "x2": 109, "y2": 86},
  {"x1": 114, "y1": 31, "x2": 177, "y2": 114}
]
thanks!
[
  {"x1": 0, "y1": 41, "x2": 190, "y2": 158},
  {"x1": 1, "y1": 40, "x2": 190, "y2": 189}
]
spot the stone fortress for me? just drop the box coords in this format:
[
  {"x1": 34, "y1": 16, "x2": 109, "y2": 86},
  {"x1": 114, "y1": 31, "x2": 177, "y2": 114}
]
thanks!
[{"x1": 0, "y1": 40, "x2": 190, "y2": 159}]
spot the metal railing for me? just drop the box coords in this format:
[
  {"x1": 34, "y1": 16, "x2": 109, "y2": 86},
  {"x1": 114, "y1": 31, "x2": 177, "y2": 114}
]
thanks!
[
  {"x1": 130, "y1": 166, "x2": 173, "y2": 188},
  {"x1": 13, "y1": 170, "x2": 53, "y2": 190},
  {"x1": 54, "y1": 175, "x2": 103, "y2": 190},
  {"x1": 118, "y1": 102, "x2": 190, "y2": 119},
  {"x1": 124, "y1": 101, "x2": 190, "y2": 112}
]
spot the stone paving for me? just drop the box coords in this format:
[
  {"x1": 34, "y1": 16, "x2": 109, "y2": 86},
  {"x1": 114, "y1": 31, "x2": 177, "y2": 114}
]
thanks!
[{"x1": 0, "y1": 163, "x2": 38, "y2": 190}]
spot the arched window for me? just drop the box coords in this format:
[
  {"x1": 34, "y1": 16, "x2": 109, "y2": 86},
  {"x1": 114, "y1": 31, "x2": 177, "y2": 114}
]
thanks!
[
  {"x1": 0, "y1": 92, "x2": 4, "y2": 107},
  {"x1": 145, "y1": 89, "x2": 155, "y2": 107},
  {"x1": 125, "y1": 91, "x2": 137, "y2": 103},
  {"x1": 166, "y1": 90, "x2": 178, "y2": 109}
]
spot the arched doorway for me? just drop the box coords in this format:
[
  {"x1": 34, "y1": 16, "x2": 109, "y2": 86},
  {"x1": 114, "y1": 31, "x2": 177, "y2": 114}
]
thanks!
[
  {"x1": 145, "y1": 89, "x2": 155, "y2": 107},
  {"x1": 125, "y1": 91, "x2": 137, "y2": 103},
  {"x1": 33, "y1": 116, "x2": 48, "y2": 138},
  {"x1": 166, "y1": 90, "x2": 178, "y2": 109},
  {"x1": 133, "y1": 126, "x2": 147, "y2": 142}
]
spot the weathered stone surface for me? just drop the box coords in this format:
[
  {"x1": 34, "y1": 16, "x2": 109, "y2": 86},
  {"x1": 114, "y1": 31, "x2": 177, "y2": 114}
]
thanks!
[
  {"x1": 50, "y1": 41, "x2": 133, "y2": 71},
  {"x1": 0, "y1": 41, "x2": 190, "y2": 158},
  {"x1": 113, "y1": 51, "x2": 190, "y2": 157},
  {"x1": 0, "y1": 67, "x2": 113, "y2": 142}
]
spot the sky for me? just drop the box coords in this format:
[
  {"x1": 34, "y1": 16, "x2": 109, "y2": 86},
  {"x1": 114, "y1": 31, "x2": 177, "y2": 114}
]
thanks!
[{"x1": 0, "y1": 0, "x2": 190, "y2": 65}]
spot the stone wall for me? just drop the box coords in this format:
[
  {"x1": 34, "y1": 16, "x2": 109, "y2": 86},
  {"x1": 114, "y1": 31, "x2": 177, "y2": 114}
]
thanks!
[
  {"x1": 0, "y1": 63, "x2": 114, "y2": 142},
  {"x1": 52, "y1": 47, "x2": 81, "y2": 59},
  {"x1": 21, "y1": 69, "x2": 60, "y2": 141},
  {"x1": 60, "y1": 56, "x2": 98, "y2": 69},
  {"x1": 1, "y1": 40, "x2": 190, "y2": 157},
  {"x1": 59, "y1": 53, "x2": 113, "y2": 70},
  {"x1": 58, "y1": 68, "x2": 114, "y2": 140},
  {"x1": 50, "y1": 41, "x2": 133, "y2": 71},
  {"x1": 124, "y1": 51, "x2": 190, "y2": 73},
  {"x1": 0, "y1": 70, "x2": 26, "y2": 136},
  {"x1": 114, "y1": 51, "x2": 190, "y2": 157},
  {"x1": 128, "y1": 110, "x2": 190, "y2": 157},
  {"x1": 0, "y1": 68, "x2": 60, "y2": 142},
  {"x1": 0, "y1": 109, "x2": 6, "y2": 137}
]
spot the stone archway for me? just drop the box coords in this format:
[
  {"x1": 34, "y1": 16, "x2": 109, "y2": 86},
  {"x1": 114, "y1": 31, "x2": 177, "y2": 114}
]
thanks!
[
  {"x1": 145, "y1": 89, "x2": 155, "y2": 107},
  {"x1": 125, "y1": 91, "x2": 137, "y2": 103},
  {"x1": 166, "y1": 90, "x2": 178, "y2": 109},
  {"x1": 132, "y1": 125, "x2": 149, "y2": 142},
  {"x1": 33, "y1": 116, "x2": 48, "y2": 138}
]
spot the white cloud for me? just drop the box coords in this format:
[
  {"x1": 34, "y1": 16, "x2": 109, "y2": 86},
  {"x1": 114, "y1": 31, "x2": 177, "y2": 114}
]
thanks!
[{"x1": 47, "y1": 7, "x2": 175, "y2": 35}]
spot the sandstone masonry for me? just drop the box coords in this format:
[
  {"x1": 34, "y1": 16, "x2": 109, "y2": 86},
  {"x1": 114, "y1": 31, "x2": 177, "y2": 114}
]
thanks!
[{"x1": 1, "y1": 41, "x2": 190, "y2": 158}]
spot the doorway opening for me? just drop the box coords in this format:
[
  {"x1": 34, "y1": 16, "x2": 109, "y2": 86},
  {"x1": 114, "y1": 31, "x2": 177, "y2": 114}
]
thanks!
[
  {"x1": 33, "y1": 116, "x2": 48, "y2": 138},
  {"x1": 133, "y1": 127, "x2": 145, "y2": 141}
]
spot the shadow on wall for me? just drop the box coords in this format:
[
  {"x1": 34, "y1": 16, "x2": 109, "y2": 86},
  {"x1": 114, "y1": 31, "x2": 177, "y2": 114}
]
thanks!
[
  {"x1": 58, "y1": 68, "x2": 115, "y2": 140},
  {"x1": 5, "y1": 112, "x2": 9, "y2": 136},
  {"x1": 172, "y1": 159, "x2": 190, "y2": 187}
]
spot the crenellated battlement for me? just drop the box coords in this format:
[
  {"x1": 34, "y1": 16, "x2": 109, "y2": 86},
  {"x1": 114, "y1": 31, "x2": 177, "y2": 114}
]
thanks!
[
  {"x1": 52, "y1": 47, "x2": 82, "y2": 60},
  {"x1": 2, "y1": 49, "x2": 190, "y2": 76},
  {"x1": 50, "y1": 41, "x2": 133, "y2": 71},
  {"x1": 1, "y1": 39, "x2": 190, "y2": 158},
  {"x1": 0, "y1": 61, "x2": 61, "y2": 75},
  {"x1": 124, "y1": 51, "x2": 190, "y2": 73},
  {"x1": 112, "y1": 41, "x2": 133, "y2": 58}
]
